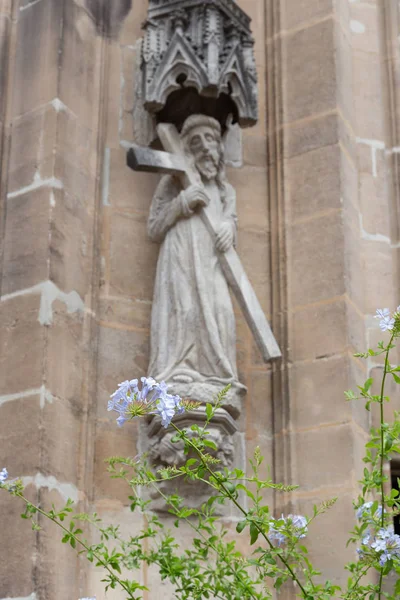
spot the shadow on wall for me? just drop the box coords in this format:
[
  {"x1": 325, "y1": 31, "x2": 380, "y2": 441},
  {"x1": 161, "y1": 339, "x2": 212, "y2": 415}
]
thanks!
[{"x1": 85, "y1": 0, "x2": 132, "y2": 38}]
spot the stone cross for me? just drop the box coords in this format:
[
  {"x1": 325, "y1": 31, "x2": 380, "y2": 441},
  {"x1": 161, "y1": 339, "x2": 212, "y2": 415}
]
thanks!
[{"x1": 127, "y1": 123, "x2": 281, "y2": 362}]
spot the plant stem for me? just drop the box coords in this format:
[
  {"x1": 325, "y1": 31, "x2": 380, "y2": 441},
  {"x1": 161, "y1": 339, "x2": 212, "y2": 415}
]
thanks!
[
  {"x1": 377, "y1": 334, "x2": 394, "y2": 600},
  {"x1": 15, "y1": 492, "x2": 137, "y2": 600},
  {"x1": 171, "y1": 423, "x2": 311, "y2": 598}
]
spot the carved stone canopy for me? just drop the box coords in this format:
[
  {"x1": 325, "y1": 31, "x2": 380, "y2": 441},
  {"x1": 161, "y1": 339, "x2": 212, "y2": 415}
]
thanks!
[{"x1": 141, "y1": 0, "x2": 258, "y2": 128}]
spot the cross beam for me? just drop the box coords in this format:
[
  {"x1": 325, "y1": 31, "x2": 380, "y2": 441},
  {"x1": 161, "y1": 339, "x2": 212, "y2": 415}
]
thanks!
[{"x1": 126, "y1": 124, "x2": 281, "y2": 361}]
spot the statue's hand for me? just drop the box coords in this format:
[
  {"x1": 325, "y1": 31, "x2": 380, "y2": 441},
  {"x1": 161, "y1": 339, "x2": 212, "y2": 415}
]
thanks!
[
  {"x1": 184, "y1": 184, "x2": 209, "y2": 211},
  {"x1": 216, "y1": 221, "x2": 234, "y2": 253}
]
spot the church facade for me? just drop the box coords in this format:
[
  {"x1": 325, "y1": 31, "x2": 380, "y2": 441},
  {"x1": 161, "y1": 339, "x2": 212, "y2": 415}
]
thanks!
[{"x1": 1, "y1": 0, "x2": 400, "y2": 598}]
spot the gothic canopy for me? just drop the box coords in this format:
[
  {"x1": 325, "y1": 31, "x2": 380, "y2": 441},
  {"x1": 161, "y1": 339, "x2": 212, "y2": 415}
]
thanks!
[{"x1": 140, "y1": 0, "x2": 258, "y2": 128}]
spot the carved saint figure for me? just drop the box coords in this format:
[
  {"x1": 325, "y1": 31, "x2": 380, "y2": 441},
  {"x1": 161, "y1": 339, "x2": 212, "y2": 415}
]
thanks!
[{"x1": 147, "y1": 114, "x2": 244, "y2": 404}]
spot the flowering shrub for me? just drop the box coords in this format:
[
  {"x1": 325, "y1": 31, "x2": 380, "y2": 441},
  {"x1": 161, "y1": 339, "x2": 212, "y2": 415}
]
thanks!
[{"x1": 2, "y1": 307, "x2": 400, "y2": 599}]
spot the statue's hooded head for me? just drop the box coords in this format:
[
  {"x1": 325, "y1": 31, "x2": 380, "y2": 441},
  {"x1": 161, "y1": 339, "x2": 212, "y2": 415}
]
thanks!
[{"x1": 181, "y1": 115, "x2": 226, "y2": 186}]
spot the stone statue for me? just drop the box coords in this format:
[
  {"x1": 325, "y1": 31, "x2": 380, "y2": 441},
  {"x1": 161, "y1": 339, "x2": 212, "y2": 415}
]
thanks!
[{"x1": 147, "y1": 115, "x2": 245, "y2": 409}]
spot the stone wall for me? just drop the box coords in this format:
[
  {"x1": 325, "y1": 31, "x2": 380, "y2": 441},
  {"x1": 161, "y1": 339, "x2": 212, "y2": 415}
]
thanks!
[{"x1": 1, "y1": 1, "x2": 400, "y2": 599}]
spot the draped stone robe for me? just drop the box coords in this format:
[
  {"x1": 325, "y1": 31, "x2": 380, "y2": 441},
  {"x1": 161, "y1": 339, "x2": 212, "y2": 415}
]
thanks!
[{"x1": 147, "y1": 174, "x2": 240, "y2": 394}]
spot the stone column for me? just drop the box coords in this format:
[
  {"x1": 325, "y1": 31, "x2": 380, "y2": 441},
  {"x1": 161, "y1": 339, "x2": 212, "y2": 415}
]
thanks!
[
  {"x1": 266, "y1": 0, "x2": 400, "y2": 594},
  {"x1": 0, "y1": 1, "x2": 120, "y2": 597}
]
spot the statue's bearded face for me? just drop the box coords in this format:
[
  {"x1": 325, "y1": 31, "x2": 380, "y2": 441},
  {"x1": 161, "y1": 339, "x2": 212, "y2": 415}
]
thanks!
[{"x1": 187, "y1": 126, "x2": 221, "y2": 181}]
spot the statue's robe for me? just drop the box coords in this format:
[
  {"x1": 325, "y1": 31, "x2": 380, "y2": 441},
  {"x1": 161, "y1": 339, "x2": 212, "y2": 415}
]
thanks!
[{"x1": 147, "y1": 174, "x2": 239, "y2": 389}]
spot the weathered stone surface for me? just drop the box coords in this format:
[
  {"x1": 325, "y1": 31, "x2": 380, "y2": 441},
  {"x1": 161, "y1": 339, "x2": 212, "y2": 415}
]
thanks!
[
  {"x1": 0, "y1": 489, "x2": 37, "y2": 598},
  {"x1": 291, "y1": 423, "x2": 355, "y2": 490},
  {"x1": 290, "y1": 298, "x2": 347, "y2": 361},
  {"x1": 283, "y1": 19, "x2": 336, "y2": 123},
  {"x1": 96, "y1": 324, "x2": 150, "y2": 419},
  {"x1": 0, "y1": 294, "x2": 45, "y2": 396},
  {"x1": 2, "y1": 188, "x2": 51, "y2": 295},
  {"x1": 282, "y1": 0, "x2": 333, "y2": 31},
  {"x1": 109, "y1": 210, "x2": 158, "y2": 301},
  {"x1": 289, "y1": 212, "x2": 344, "y2": 307},
  {"x1": 284, "y1": 112, "x2": 338, "y2": 158},
  {"x1": 287, "y1": 144, "x2": 341, "y2": 223},
  {"x1": 289, "y1": 355, "x2": 351, "y2": 430},
  {"x1": 0, "y1": 394, "x2": 41, "y2": 476},
  {"x1": 13, "y1": 0, "x2": 61, "y2": 118},
  {"x1": 94, "y1": 420, "x2": 139, "y2": 503},
  {"x1": 8, "y1": 104, "x2": 57, "y2": 194},
  {"x1": 228, "y1": 167, "x2": 270, "y2": 231}
]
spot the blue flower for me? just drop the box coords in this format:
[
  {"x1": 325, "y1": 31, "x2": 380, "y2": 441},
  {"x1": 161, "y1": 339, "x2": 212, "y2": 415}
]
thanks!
[
  {"x1": 356, "y1": 501, "x2": 383, "y2": 520},
  {"x1": 0, "y1": 468, "x2": 8, "y2": 483},
  {"x1": 268, "y1": 514, "x2": 308, "y2": 546},
  {"x1": 109, "y1": 377, "x2": 184, "y2": 428},
  {"x1": 375, "y1": 308, "x2": 395, "y2": 332}
]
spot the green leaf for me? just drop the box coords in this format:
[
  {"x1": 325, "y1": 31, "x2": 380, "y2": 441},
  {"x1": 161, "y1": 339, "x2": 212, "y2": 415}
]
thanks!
[
  {"x1": 236, "y1": 520, "x2": 247, "y2": 533},
  {"x1": 203, "y1": 439, "x2": 218, "y2": 451},
  {"x1": 205, "y1": 403, "x2": 213, "y2": 420},
  {"x1": 249, "y1": 522, "x2": 259, "y2": 545}
]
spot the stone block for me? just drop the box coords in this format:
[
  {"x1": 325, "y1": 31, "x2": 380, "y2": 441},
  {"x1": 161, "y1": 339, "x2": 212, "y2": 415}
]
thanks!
[
  {"x1": 282, "y1": 0, "x2": 333, "y2": 31},
  {"x1": 242, "y1": 132, "x2": 267, "y2": 168},
  {"x1": 228, "y1": 167, "x2": 269, "y2": 232},
  {"x1": 345, "y1": 299, "x2": 366, "y2": 355},
  {"x1": 290, "y1": 298, "x2": 347, "y2": 361},
  {"x1": 0, "y1": 394, "x2": 41, "y2": 476},
  {"x1": 94, "y1": 420, "x2": 139, "y2": 504},
  {"x1": 0, "y1": 294, "x2": 45, "y2": 395},
  {"x1": 349, "y1": 2, "x2": 380, "y2": 54},
  {"x1": 359, "y1": 171, "x2": 391, "y2": 239},
  {"x1": 2, "y1": 188, "x2": 50, "y2": 295},
  {"x1": 0, "y1": 490, "x2": 37, "y2": 598},
  {"x1": 292, "y1": 491, "x2": 356, "y2": 585},
  {"x1": 289, "y1": 354, "x2": 351, "y2": 431},
  {"x1": 109, "y1": 210, "x2": 159, "y2": 301},
  {"x1": 340, "y1": 146, "x2": 358, "y2": 210},
  {"x1": 362, "y1": 239, "x2": 395, "y2": 314},
  {"x1": 236, "y1": 228, "x2": 271, "y2": 316},
  {"x1": 13, "y1": 0, "x2": 61, "y2": 117},
  {"x1": 291, "y1": 422, "x2": 355, "y2": 490},
  {"x1": 46, "y1": 307, "x2": 85, "y2": 404},
  {"x1": 284, "y1": 112, "x2": 338, "y2": 158},
  {"x1": 286, "y1": 144, "x2": 341, "y2": 223},
  {"x1": 96, "y1": 324, "x2": 150, "y2": 419},
  {"x1": 246, "y1": 370, "x2": 273, "y2": 443},
  {"x1": 0, "y1": 15, "x2": 10, "y2": 118},
  {"x1": 109, "y1": 147, "x2": 160, "y2": 212},
  {"x1": 0, "y1": 0, "x2": 12, "y2": 17},
  {"x1": 283, "y1": 19, "x2": 336, "y2": 123},
  {"x1": 49, "y1": 188, "x2": 91, "y2": 299},
  {"x1": 35, "y1": 489, "x2": 81, "y2": 600},
  {"x1": 58, "y1": 1, "x2": 101, "y2": 126},
  {"x1": 8, "y1": 104, "x2": 57, "y2": 194},
  {"x1": 57, "y1": 108, "x2": 95, "y2": 176},
  {"x1": 119, "y1": 0, "x2": 148, "y2": 45},
  {"x1": 336, "y1": 24, "x2": 354, "y2": 124},
  {"x1": 343, "y1": 222, "x2": 365, "y2": 311},
  {"x1": 41, "y1": 397, "x2": 82, "y2": 486},
  {"x1": 353, "y1": 50, "x2": 385, "y2": 140},
  {"x1": 98, "y1": 295, "x2": 152, "y2": 330},
  {"x1": 54, "y1": 155, "x2": 94, "y2": 200},
  {"x1": 289, "y1": 211, "x2": 344, "y2": 307}
]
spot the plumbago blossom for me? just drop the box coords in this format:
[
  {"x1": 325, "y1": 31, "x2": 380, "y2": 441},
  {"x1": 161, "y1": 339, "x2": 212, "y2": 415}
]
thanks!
[
  {"x1": 358, "y1": 526, "x2": 400, "y2": 566},
  {"x1": 269, "y1": 514, "x2": 308, "y2": 546},
  {"x1": 0, "y1": 468, "x2": 8, "y2": 483},
  {"x1": 108, "y1": 376, "x2": 186, "y2": 428},
  {"x1": 356, "y1": 501, "x2": 384, "y2": 521},
  {"x1": 374, "y1": 307, "x2": 400, "y2": 332}
]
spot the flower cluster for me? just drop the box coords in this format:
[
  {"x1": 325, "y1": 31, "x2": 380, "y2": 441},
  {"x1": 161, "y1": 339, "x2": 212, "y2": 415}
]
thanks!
[
  {"x1": 269, "y1": 514, "x2": 308, "y2": 546},
  {"x1": 0, "y1": 468, "x2": 8, "y2": 484},
  {"x1": 358, "y1": 526, "x2": 400, "y2": 566},
  {"x1": 374, "y1": 307, "x2": 400, "y2": 332},
  {"x1": 356, "y1": 501, "x2": 383, "y2": 521},
  {"x1": 108, "y1": 377, "x2": 184, "y2": 428}
]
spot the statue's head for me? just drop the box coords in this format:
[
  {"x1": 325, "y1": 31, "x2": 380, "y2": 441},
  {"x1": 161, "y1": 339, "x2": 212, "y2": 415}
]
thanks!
[{"x1": 181, "y1": 115, "x2": 224, "y2": 182}]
